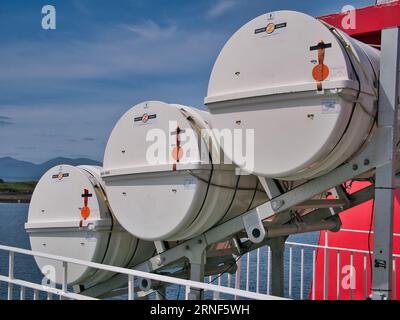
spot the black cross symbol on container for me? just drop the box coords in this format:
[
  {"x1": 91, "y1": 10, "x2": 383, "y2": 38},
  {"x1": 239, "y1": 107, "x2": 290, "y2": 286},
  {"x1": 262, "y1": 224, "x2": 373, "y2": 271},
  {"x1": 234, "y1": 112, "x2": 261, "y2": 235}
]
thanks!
[{"x1": 81, "y1": 189, "x2": 93, "y2": 207}]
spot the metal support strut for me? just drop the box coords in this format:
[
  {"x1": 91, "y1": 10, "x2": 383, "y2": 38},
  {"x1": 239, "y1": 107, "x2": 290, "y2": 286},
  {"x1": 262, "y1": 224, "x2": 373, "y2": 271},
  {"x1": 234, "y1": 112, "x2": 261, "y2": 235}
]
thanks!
[
  {"x1": 185, "y1": 238, "x2": 207, "y2": 300},
  {"x1": 371, "y1": 27, "x2": 400, "y2": 300},
  {"x1": 269, "y1": 237, "x2": 287, "y2": 297}
]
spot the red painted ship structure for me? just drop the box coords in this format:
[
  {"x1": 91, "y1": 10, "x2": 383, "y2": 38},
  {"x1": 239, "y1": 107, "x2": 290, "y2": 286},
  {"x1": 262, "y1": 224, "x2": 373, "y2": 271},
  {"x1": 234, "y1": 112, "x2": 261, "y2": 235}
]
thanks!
[{"x1": 312, "y1": 1, "x2": 400, "y2": 300}]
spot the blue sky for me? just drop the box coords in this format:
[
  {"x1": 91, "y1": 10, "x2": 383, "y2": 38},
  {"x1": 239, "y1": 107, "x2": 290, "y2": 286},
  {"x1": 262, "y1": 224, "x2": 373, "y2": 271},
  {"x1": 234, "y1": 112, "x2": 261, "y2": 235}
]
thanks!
[{"x1": 0, "y1": 0, "x2": 375, "y2": 163}]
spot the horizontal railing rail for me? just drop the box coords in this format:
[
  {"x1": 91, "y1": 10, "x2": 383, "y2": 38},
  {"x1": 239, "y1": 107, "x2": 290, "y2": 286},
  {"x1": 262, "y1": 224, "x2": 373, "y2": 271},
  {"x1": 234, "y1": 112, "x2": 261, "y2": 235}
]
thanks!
[
  {"x1": 0, "y1": 244, "x2": 287, "y2": 301},
  {"x1": 2, "y1": 228, "x2": 399, "y2": 301},
  {"x1": 286, "y1": 241, "x2": 400, "y2": 257},
  {"x1": 219, "y1": 232, "x2": 399, "y2": 301}
]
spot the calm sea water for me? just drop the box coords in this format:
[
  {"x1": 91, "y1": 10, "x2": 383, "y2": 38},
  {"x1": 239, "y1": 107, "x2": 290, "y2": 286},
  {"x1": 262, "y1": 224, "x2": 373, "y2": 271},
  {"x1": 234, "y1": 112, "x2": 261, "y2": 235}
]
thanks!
[
  {"x1": 0, "y1": 203, "x2": 318, "y2": 300},
  {"x1": 0, "y1": 203, "x2": 44, "y2": 299}
]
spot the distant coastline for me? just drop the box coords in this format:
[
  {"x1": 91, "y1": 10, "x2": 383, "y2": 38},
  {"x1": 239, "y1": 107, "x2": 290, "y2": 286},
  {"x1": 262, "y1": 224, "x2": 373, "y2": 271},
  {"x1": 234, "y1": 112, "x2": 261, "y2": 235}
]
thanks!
[
  {"x1": 0, "y1": 156, "x2": 102, "y2": 182},
  {"x1": 0, "y1": 181, "x2": 36, "y2": 204},
  {"x1": 0, "y1": 156, "x2": 102, "y2": 203},
  {"x1": 0, "y1": 157, "x2": 101, "y2": 203},
  {"x1": 0, "y1": 194, "x2": 31, "y2": 203}
]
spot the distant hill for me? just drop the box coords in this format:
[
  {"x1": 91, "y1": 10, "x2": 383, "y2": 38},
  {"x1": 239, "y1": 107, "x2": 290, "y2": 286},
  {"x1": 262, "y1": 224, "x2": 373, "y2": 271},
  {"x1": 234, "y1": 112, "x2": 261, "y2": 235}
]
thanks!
[{"x1": 0, "y1": 157, "x2": 102, "y2": 181}]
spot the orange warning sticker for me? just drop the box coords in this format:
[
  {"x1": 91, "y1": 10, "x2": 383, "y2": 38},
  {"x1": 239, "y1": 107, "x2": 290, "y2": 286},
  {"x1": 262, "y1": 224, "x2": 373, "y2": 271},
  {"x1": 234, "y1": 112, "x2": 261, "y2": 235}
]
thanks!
[
  {"x1": 81, "y1": 206, "x2": 90, "y2": 220},
  {"x1": 312, "y1": 64, "x2": 330, "y2": 81},
  {"x1": 172, "y1": 146, "x2": 183, "y2": 161}
]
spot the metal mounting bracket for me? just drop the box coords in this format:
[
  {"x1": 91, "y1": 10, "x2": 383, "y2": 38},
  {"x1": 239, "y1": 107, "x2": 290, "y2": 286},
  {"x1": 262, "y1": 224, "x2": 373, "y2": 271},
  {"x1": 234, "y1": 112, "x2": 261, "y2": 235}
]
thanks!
[{"x1": 242, "y1": 210, "x2": 266, "y2": 244}]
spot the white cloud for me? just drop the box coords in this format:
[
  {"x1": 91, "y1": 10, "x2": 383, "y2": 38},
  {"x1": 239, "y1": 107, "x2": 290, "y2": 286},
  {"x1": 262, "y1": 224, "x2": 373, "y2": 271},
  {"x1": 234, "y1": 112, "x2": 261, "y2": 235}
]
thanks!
[
  {"x1": 208, "y1": 0, "x2": 238, "y2": 18},
  {"x1": 0, "y1": 77, "x2": 207, "y2": 163},
  {"x1": 0, "y1": 19, "x2": 229, "y2": 162},
  {"x1": 121, "y1": 20, "x2": 178, "y2": 39},
  {"x1": 0, "y1": 21, "x2": 225, "y2": 81}
]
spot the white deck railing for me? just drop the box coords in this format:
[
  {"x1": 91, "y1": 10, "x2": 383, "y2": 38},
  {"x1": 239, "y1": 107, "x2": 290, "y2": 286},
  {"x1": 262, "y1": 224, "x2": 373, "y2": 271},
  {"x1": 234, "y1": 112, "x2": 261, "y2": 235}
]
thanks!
[
  {"x1": 0, "y1": 244, "x2": 287, "y2": 301},
  {"x1": 219, "y1": 230, "x2": 400, "y2": 300},
  {"x1": 1, "y1": 229, "x2": 399, "y2": 300}
]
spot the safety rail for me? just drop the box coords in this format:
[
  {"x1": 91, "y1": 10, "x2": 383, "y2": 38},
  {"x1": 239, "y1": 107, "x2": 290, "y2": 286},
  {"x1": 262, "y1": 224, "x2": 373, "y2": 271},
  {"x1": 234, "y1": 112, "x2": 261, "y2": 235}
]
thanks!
[
  {"x1": 0, "y1": 244, "x2": 287, "y2": 301},
  {"x1": 219, "y1": 230, "x2": 400, "y2": 300},
  {"x1": 2, "y1": 229, "x2": 399, "y2": 300}
]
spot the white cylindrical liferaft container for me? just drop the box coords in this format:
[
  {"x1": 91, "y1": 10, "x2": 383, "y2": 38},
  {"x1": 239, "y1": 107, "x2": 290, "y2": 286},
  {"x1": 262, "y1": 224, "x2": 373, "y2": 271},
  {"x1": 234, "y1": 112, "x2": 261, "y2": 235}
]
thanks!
[
  {"x1": 102, "y1": 101, "x2": 268, "y2": 241},
  {"x1": 25, "y1": 165, "x2": 155, "y2": 286},
  {"x1": 205, "y1": 10, "x2": 380, "y2": 181}
]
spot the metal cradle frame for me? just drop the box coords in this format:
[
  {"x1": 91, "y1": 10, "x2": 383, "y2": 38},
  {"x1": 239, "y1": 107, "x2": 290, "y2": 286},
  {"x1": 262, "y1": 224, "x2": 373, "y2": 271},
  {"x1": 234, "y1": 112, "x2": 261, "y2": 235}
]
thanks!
[{"x1": 79, "y1": 27, "x2": 399, "y2": 301}]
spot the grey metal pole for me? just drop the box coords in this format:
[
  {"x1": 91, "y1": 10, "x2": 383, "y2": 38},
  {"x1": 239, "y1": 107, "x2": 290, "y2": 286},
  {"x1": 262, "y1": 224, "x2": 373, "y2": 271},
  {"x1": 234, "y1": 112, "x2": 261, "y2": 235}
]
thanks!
[
  {"x1": 187, "y1": 249, "x2": 206, "y2": 300},
  {"x1": 269, "y1": 237, "x2": 286, "y2": 297},
  {"x1": 371, "y1": 27, "x2": 400, "y2": 300}
]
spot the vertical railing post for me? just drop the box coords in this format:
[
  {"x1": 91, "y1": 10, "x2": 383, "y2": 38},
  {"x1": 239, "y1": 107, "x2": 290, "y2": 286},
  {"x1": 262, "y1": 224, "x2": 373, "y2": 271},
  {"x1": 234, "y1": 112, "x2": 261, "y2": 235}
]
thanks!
[
  {"x1": 364, "y1": 253, "x2": 368, "y2": 300},
  {"x1": 371, "y1": 27, "x2": 400, "y2": 300},
  {"x1": 323, "y1": 231, "x2": 329, "y2": 300},
  {"x1": 256, "y1": 248, "x2": 260, "y2": 293},
  {"x1": 266, "y1": 246, "x2": 271, "y2": 295},
  {"x1": 393, "y1": 258, "x2": 397, "y2": 300},
  {"x1": 300, "y1": 247, "x2": 304, "y2": 300},
  {"x1": 235, "y1": 258, "x2": 242, "y2": 300},
  {"x1": 61, "y1": 261, "x2": 68, "y2": 300},
  {"x1": 128, "y1": 275, "x2": 135, "y2": 300},
  {"x1": 20, "y1": 287, "x2": 25, "y2": 300},
  {"x1": 337, "y1": 251, "x2": 341, "y2": 300},
  {"x1": 185, "y1": 285, "x2": 190, "y2": 300},
  {"x1": 246, "y1": 253, "x2": 250, "y2": 292},
  {"x1": 155, "y1": 286, "x2": 166, "y2": 300},
  {"x1": 289, "y1": 245, "x2": 293, "y2": 298},
  {"x1": 312, "y1": 249, "x2": 316, "y2": 300},
  {"x1": 213, "y1": 276, "x2": 221, "y2": 300},
  {"x1": 350, "y1": 252, "x2": 354, "y2": 300},
  {"x1": 8, "y1": 251, "x2": 14, "y2": 300}
]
